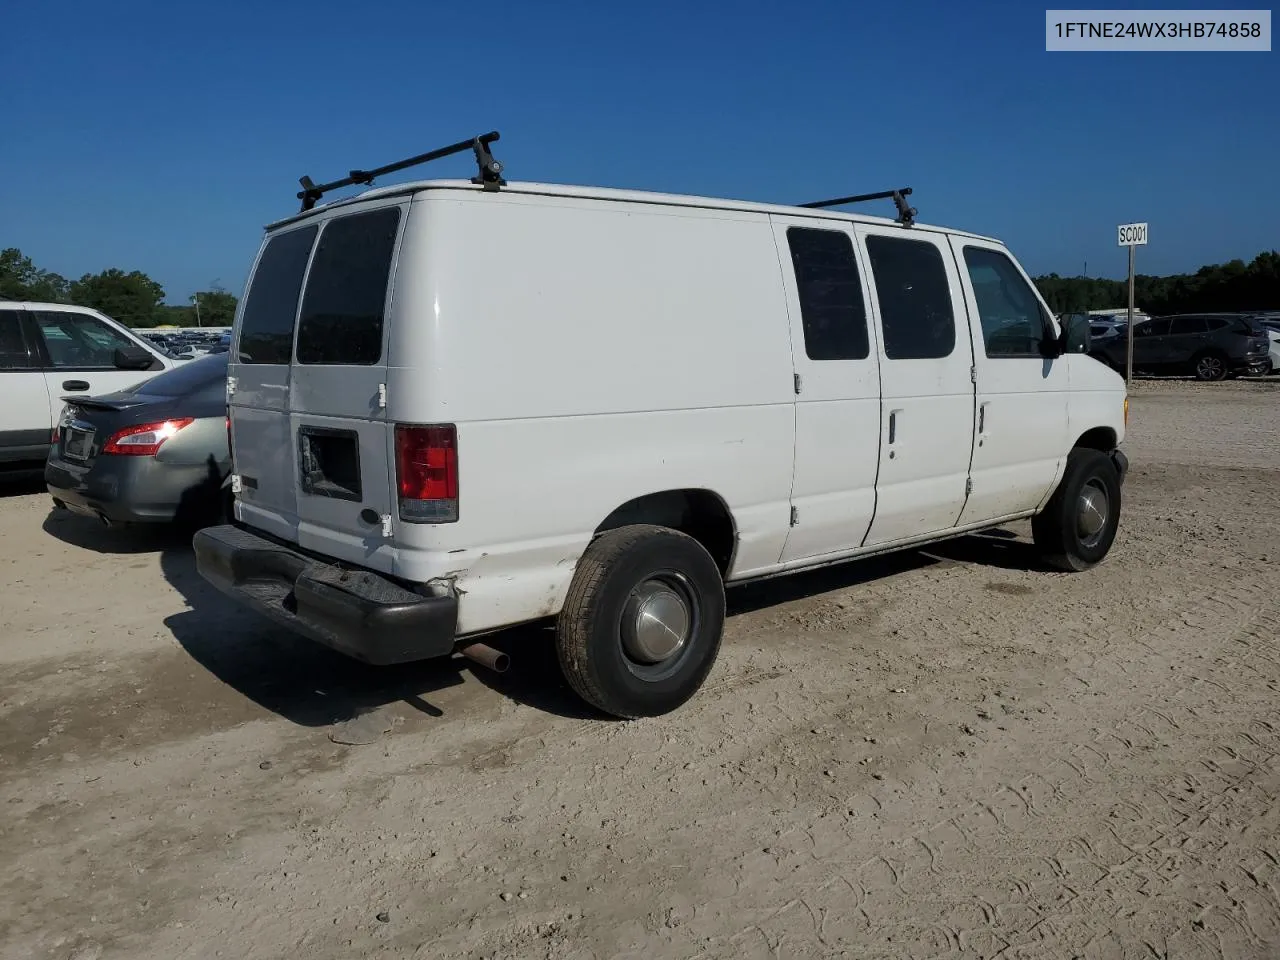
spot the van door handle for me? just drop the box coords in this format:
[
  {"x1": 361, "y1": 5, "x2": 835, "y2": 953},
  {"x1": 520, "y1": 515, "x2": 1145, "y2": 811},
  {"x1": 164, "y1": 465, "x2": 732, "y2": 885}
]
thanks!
[
  {"x1": 62, "y1": 380, "x2": 90, "y2": 392},
  {"x1": 888, "y1": 410, "x2": 898, "y2": 444},
  {"x1": 978, "y1": 402, "x2": 988, "y2": 434}
]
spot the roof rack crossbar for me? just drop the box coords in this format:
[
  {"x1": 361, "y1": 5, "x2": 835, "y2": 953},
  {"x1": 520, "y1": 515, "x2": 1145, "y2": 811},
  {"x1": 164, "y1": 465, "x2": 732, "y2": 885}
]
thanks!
[
  {"x1": 297, "y1": 131, "x2": 505, "y2": 211},
  {"x1": 798, "y1": 187, "x2": 917, "y2": 226}
]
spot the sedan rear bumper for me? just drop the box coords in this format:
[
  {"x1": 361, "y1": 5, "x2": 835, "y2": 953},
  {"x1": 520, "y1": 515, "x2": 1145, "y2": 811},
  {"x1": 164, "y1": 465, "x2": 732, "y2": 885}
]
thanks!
[
  {"x1": 193, "y1": 524, "x2": 459, "y2": 665},
  {"x1": 46, "y1": 454, "x2": 224, "y2": 525}
]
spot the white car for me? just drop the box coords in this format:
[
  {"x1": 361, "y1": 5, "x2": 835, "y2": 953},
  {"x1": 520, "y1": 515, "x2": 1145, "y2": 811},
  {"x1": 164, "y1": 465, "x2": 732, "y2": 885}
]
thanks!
[
  {"x1": 1, "y1": 302, "x2": 181, "y2": 469},
  {"x1": 1258, "y1": 319, "x2": 1280, "y2": 374},
  {"x1": 195, "y1": 135, "x2": 1128, "y2": 718}
]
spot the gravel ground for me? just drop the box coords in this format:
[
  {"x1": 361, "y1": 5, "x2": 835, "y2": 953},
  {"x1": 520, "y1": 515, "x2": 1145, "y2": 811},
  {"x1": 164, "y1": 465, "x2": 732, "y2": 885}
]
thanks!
[{"x1": 2, "y1": 378, "x2": 1279, "y2": 960}]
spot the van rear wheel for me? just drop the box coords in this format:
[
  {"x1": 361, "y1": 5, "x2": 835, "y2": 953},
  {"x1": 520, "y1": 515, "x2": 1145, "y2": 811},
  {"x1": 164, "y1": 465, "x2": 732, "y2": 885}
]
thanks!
[
  {"x1": 556, "y1": 525, "x2": 725, "y2": 719},
  {"x1": 1032, "y1": 448, "x2": 1121, "y2": 572}
]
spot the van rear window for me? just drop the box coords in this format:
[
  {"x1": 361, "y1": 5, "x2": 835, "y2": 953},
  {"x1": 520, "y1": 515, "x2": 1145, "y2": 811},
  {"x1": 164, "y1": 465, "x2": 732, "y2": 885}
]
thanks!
[
  {"x1": 296, "y1": 207, "x2": 401, "y2": 366},
  {"x1": 238, "y1": 225, "x2": 317, "y2": 365}
]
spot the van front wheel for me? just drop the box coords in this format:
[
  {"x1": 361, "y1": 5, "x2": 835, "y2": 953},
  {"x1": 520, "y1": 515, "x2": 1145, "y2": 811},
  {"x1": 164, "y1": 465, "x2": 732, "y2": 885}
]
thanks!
[
  {"x1": 556, "y1": 525, "x2": 726, "y2": 719},
  {"x1": 1032, "y1": 448, "x2": 1121, "y2": 572}
]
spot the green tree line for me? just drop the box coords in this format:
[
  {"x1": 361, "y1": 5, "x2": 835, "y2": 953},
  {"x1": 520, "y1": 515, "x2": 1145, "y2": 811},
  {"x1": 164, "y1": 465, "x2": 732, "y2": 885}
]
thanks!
[
  {"x1": 1, "y1": 247, "x2": 237, "y2": 328},
  {"x1": 5, "y1": 244, "x2": 1278, "y2": 328},
  {"x1": 1034, "y1": 251, "x2": 1279, "y2": 316}
]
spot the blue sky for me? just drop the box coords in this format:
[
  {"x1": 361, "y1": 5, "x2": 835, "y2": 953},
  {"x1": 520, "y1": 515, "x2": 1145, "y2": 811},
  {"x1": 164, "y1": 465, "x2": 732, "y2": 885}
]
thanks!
[{"x1": 2, "y1": 0, "x2": 1276, "y2": 303}]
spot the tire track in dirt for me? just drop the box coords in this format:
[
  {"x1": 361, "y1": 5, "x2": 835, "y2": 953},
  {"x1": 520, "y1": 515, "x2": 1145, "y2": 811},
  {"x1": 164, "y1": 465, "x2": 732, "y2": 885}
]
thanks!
[{"x1": 689, "y1": 584, "x2": 1280, "y2": 960}]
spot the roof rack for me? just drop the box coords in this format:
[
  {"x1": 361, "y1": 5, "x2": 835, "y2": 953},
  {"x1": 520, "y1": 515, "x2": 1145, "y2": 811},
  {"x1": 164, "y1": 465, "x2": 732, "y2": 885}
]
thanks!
[
  {"x1": 798, "y1": 187, "x2": 916, "y2": 227},
  {"x1": 296, "y1": 131, "x2": 505, "y2": 212}
]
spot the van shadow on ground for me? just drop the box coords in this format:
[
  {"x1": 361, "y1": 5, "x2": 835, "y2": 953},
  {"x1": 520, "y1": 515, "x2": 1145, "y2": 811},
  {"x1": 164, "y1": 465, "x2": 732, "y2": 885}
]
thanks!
[
  {"x1": 41, "y1": 507, "x2": 1047, "y2": 726},
  {"x1": 156, "y1": 541, "x2": 489, "y2": 726}
]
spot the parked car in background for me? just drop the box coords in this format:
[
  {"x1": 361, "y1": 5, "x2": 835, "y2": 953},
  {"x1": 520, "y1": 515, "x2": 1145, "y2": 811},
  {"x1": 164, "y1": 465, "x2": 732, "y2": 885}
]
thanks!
[
  {"x1": 1090, "y1": 313, "x2": 1271, "y2": 380},
  {"x1": 45, "y1": 352, "x2": 231, "y2": 526},
  {"x1": 2, "y1": 302, "x2": 183, "y2": 472},
  {"x1": 1255, "y1": 317, "x2": 1280, "y2": 374},
  {"x1": 1090, "y1": 320, "x2": 1122, "y2": 342},
  {"x1": 141, "y1": 331, "x2": 196, "y2": 361}
]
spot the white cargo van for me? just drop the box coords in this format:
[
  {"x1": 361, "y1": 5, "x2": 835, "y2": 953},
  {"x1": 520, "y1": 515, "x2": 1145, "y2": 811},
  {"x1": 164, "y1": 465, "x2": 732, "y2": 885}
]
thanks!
[{"x1": 194, "y1": 134, "x2": 1128, "y2": 718}]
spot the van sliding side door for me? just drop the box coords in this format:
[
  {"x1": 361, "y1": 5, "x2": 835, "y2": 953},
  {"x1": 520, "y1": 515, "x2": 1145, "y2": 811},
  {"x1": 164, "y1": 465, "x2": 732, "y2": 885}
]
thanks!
[
  {"x1": 856, "y1": 225, "x2": 976, "y2": 546},
  {"x1": 770, "y1": 216, "x2": 882, "y2": 564}
]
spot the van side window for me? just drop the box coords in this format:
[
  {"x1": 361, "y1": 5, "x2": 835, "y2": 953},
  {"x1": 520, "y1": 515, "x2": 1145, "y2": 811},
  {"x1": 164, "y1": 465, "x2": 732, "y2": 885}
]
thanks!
[
  {"x1": 238, "y1": 225, "x2": 318, "y2": 364},
  {"x1": 962, "y1": 247, "x2": 1048, "y2": 358},
  {"x1": 296, "y1": 208, "x2": 401, "y2": 366},
  {"x1": 865, "y1": 236, "x2": 955, "y2": 360},
  {"x1": 786, "y1": 227, "x2": 869, "y2": 360}
]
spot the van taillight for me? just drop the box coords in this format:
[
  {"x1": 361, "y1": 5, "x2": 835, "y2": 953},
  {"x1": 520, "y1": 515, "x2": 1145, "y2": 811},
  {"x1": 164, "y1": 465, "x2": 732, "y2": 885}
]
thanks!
[{"x1": 394, "y1": 424, "x2": 458, "y2": 523}]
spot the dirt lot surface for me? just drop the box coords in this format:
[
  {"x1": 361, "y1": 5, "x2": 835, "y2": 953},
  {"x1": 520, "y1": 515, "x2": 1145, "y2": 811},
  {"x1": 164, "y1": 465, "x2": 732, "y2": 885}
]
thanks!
[{"x1": 3, "y1": 379, "x2": 1279, "y2": 960}]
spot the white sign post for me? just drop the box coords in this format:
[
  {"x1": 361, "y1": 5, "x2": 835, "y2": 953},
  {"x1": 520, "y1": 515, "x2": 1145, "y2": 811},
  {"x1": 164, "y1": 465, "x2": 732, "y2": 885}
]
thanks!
[{"x1": 1117, "y1": 222, "x2": 1148, "y2": 384}]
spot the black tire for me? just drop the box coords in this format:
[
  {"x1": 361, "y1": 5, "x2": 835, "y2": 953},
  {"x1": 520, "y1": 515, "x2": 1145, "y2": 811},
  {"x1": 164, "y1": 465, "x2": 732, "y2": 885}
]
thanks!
[
  {"x1": 1032, "y1": 448, "x2": 1121, "y2": 572},
  {"x1": 556, "y1": 524, "x2": 725, "y2": 719},
  {"x1": 1192, "y1": 350, "x2": 1228, "y2": 381}
]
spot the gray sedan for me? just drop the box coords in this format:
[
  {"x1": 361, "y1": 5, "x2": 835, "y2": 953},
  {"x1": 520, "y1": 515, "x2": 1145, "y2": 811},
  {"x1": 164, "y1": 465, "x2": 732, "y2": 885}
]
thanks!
[{"x1": 46, "y1": 353, "x2": 230, "y2": 527}]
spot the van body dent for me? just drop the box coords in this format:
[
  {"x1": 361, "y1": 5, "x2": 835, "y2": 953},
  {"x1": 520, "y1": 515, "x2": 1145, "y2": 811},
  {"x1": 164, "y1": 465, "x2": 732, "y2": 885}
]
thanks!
[{"x1": 195, "y1": 177, "x2": 1128, "y2": 718}]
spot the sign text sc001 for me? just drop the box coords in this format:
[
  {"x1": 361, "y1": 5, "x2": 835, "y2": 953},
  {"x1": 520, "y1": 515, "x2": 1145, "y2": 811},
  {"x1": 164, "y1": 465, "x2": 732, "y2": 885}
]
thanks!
[{"x1": 1117, "y1": 222, "x2": 1148, "y2": 246}]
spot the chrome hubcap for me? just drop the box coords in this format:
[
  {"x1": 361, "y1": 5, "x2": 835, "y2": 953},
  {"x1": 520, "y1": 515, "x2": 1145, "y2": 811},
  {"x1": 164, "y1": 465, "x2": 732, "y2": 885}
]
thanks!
[
  {"x1": 622, "y1": 579, "x2": 692, "y2": 664},
  {"x1": 1077, "y1": 480, "x2": 1109, "y2": 545}
]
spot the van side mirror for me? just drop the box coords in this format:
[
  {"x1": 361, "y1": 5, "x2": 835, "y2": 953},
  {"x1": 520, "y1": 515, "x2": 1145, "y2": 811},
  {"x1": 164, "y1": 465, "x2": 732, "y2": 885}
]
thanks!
[
  {"x1": 1059, "y1": 314, "x2": 1091, "y2": 354},
  {"x1": 1049, "y1": 316, "x2": 1090, "y2": 358},
  {"x1": 113, "y1": 345, "x2": 157, "y2": 370},
  {"x1": 1039, "y1": 308, "x2": 1065, "y2": 359}
]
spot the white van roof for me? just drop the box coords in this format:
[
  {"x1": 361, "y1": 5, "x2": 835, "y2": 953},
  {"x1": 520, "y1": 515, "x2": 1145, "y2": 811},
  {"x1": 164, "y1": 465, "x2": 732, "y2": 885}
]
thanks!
[{"x1": 264, "y1": 178, "x2": 1001, "y2": 243}]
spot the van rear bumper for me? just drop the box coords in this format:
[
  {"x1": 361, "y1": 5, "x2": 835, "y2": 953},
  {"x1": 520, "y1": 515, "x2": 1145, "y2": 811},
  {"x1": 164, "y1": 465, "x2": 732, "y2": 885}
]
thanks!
[{"x1": 193, "y1": 524, "x2": 458, "y2": 665}]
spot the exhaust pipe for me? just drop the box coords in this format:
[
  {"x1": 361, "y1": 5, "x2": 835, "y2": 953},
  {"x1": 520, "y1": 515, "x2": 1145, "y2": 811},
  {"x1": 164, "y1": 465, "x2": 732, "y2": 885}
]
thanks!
[{"x1": 458, "y1": 641, "x2": 509, "y2": 674}]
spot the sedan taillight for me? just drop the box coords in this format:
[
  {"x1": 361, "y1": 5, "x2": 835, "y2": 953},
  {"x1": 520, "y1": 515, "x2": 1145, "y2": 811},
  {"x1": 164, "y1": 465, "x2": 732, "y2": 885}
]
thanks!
[{"x1": 101, "y1": 418, "x2": 194, "y2": 457}]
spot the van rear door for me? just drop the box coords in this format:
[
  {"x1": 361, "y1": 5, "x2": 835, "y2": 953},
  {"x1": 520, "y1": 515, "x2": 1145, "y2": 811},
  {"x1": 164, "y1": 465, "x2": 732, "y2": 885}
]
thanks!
[
  {"x1": 286, "y1": 201, "x2": 405, "y2": 573},
  {"x1": 229, "y1": 223, "x2": 318, "y2": 542}
]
